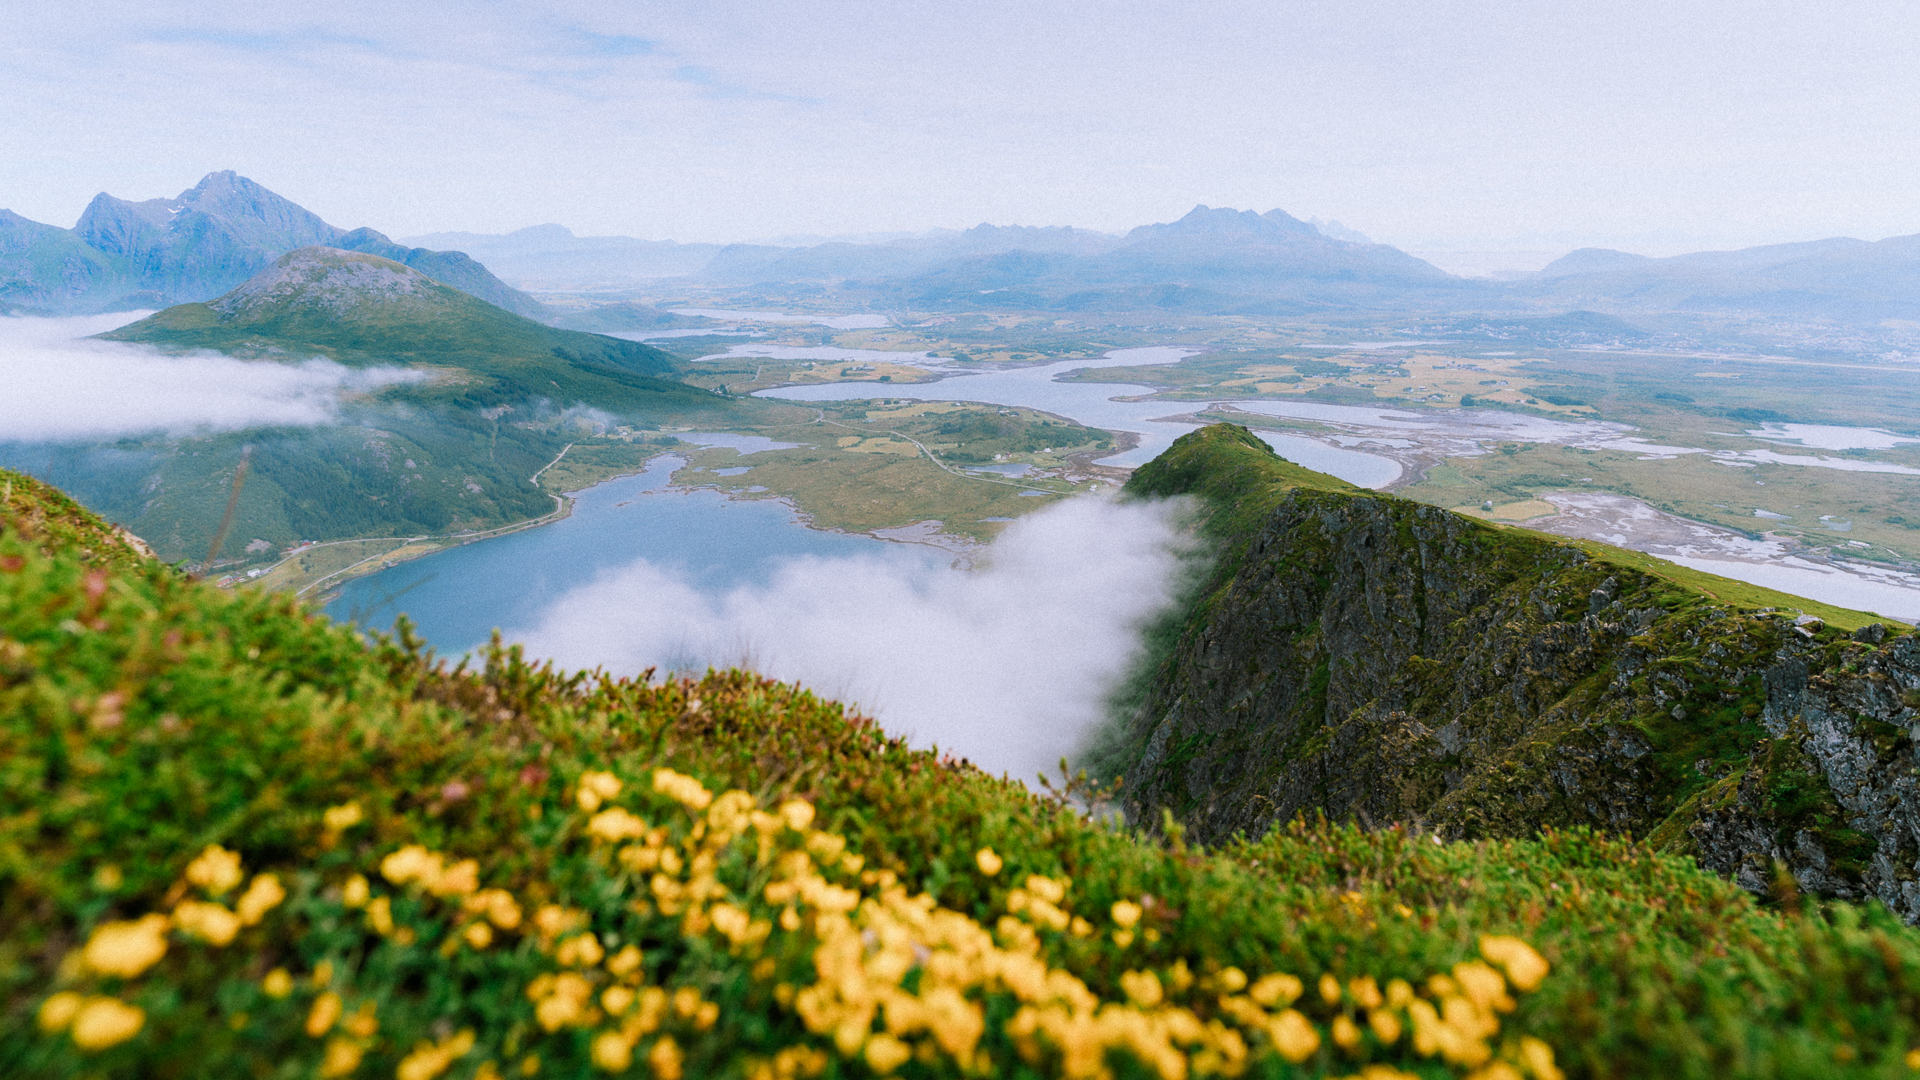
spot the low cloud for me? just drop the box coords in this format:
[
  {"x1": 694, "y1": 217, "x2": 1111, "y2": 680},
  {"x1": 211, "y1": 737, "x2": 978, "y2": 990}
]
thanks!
[
  {"x1": 0, "y1": 313, "x2": 422, "y2": 442},
  {"x1": 507, "y1": 495, "x2": 1198, "y2": 782}
]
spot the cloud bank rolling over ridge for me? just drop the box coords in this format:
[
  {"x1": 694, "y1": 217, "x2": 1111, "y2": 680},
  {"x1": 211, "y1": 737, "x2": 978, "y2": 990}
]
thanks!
[
  {"x1": 0, "y1": 314, "x2": 423, "y2": 442},
  {"x1": 506, "y1": 495, "x2": 1199, "y2": 783}
]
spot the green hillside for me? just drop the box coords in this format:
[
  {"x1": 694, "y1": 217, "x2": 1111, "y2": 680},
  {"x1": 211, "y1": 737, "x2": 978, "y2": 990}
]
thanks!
[
  {"x1": 11, "y1": 469, "x2": 1920, "y2": 1078},
  {"x1": 100, "y1": 248, "x2": 708, "y2": 414},
  {"x1": 7, "y1": 248, "x2": 795, "y2": 565}
]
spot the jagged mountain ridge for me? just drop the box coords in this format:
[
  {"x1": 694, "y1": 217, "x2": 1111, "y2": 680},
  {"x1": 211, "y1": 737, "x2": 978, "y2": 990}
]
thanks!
[
  {"x1": 1110, "y1": 424, "x2": 1920, "y2": 919},
  {"x1": 0, "y1": 171, "x2": 546, "y2": 319}
]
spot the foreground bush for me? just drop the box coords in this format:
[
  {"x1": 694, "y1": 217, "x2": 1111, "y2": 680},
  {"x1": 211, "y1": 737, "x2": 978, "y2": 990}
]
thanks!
[{"x1": 2, "y1": 468, "x2": 1920, "y2": 1079}]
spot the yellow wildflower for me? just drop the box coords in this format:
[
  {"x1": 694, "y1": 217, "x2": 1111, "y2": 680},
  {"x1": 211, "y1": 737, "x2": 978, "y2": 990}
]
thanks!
[
  {"x1": 603, "y1": 986, "x2": 637, "y2": 1015},
  {"x1": 1268, "y1": 1009, "x2": 1320, "y2": 1063},
  {"x1": 533, "y1": 905, "x2": 585, "y2": 942},
  {"x1": 381, "y1": 845, "x2": 442, "y2": 887},
  {"x1": 648, "y1": 1035, "x2": 684, "y2": 1080},
  {"x1": 528, "y1": 972, "x2": 596, "y2": 1031},
  {"x1": 396, "y1": 1029, "x2": 474, "y2": 1080},
  {"x1": 1217, "y1": 967, "x2": 1248, "y2": 993},
  {"x1": 1332, "y1": 1014, "x2": 1363, "y2": 1052},
  {"x1": 235, "y1": 873, "x2": 285, "y2": 925},
  {"x1": 262, "y1": 969, "x2": 294, "y2": 998},
  {"x1": 1369, "y1": 1007, "x2": 1403, "y2": 1044},
  {"x1": 185, "y1": 844, "x2": 244, "y2": 896},
  {"x1": 342, "y1": 875, "x2": 370, "y2": 908},
  {"x1": 37, "y1": 991, "x2": 84, "y2": 1032},
  {"x1": 1479, "y1": 935, "x2": 1550, "y2": 992},
  {"x1": 975, "y1": 848, "x2": 1002, "y2": 876},
  {"x1": 607, "y1": 944, "x2": 645, "y2": 979},
  {"x1": 1024, "y1": 875, "x2": 1066, "y2": 904},
  {"x1": 1472, "y1": 1063, "x2": 1525, "y2": 1080},
  {"x1": 708, "y1": 790, "x2": 757, "y2": 836},
  {"x1": 1111, "y1": 900, "x2": 1142, "y2": 928},
  {"x1": 464, "y1": 922, "x2": 495, "y2": 949},
  {"x1": 70, "y1": 996, "x2": 145, "y2": 1051},
  {"x1": 592, "y1": 1030, "x2": 635, "y2": 1072},
  {"x1": 314, "y1": 960, "x2": 335, "y2": 987},
  {"x1": 174, "y1": 900, "x2": 241, "y2": 946},
  {"x1": 1120, "y1": 969, "x2": 1165, "y2": 1007},
  {"x1": 319, "y1": 1037, "x2": 365, "y2": 1078},
  {"x1": 779, "y1": 799, "x2": 816, "y2": 831},
  {"x1": 467, "y1": 888, "x2": 524, "y2": 930},
  {"x1": 1319, "y1": 972, "x2": 1343, "y2": 1005},
  {"x1": 1349, "y1": 976, "x2": 1384, "y2": 1010},
  {"x1": 578, "y1": 770, "x2": 624, "y2": 812},
  {"x1": 864, "y1": 1034, "x2": 912, "y2": 1074},
  {"x1": 590, "y1": 807, "x2": 650, "y2": 843},
  {"x1": 558, "y1": 933, "x2": 606, "y2": 967},
  {"x1": 82, "y1": 913, "x2": 170, "y2": 978},
  {"x1": 344, "y1": 1002, "x2": 380, "y2": 1039},
  {"x1": 1249, "y1": 973, "x2": 1303, "y2": 1009},
  {"x1": 366, "y1": 896, "x2": 395, "y2": 936},
  {"x1": 430, "y1": 859, "x2": 480, "y2": 898},
  {"x1": 1453, "y1": 960, "x2": 1516, "y2": 1015},
  {"x1": 307, "y1": 992, "x2": 343, "y2": 1037},
  {"x1": 1519, "y1": 1036, "x2": 1565, "y2": 1080},
  {"x1": 652, "y1": 768, "x2": 712, "y2": 810},
  {"x1": 322, "y1": 801, "x2": 364, "y2": 832}
]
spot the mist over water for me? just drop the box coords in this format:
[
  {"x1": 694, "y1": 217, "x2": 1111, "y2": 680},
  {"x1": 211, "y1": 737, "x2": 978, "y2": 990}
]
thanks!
[{"x1": 507, "y1": 494, "x2": 1198, "y2": 782}]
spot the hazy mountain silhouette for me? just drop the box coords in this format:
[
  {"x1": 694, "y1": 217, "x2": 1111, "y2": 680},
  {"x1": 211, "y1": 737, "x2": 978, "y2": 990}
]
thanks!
[{"x1": 0, "y1": 171, "x2": 546, "y2": 319}]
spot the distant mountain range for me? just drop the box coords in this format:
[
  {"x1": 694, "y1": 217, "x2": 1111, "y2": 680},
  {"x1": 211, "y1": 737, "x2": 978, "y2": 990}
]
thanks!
[
  {"x1": 1518, "y1": 235, "x2": 1920, "y2": 323},
  {"x1": 410, "y1": 207, "x2": 1467, "y2": 315},
  {"x1": 415, "y1": 209, "x2": 1920, "y2": 327},
  {"x1": 0, "y1": 171, "x2": 547, "y2": 319},
  {"x1": 11, "y1": 171, "x2": 1920, "y2": 327}
]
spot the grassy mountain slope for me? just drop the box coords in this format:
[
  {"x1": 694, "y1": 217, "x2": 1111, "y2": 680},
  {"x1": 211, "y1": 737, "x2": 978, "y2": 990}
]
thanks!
[
  {"x1": 11, "y1": 473, "x2": 1920, "y2": 1078},
  {"x1": 102, "y1": 248, "x2": 679, "y2": 377},
  {"x1": 27, "y1": 249, "x2": 779, "y2": 562},
  {"x1": 1110, "y1": 425, "x2": 1920, "y2": 920}
]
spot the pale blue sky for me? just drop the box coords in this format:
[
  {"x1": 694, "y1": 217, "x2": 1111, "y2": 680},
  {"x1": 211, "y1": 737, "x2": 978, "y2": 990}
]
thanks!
[{"x1": 4, "y1": 1, "x2": 1918, "y2": 256}]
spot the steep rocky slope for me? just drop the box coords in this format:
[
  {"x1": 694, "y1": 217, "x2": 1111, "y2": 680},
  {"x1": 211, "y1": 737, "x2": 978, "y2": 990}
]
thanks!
[{"x1": 1112, "y1": 425, "x2": 1920, "y2": 917}]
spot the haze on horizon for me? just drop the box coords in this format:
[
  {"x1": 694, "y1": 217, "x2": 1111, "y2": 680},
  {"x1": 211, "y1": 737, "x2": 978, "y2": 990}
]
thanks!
[{"x1": 4, "y1": 0, "x2": 1918, "y2": 266}]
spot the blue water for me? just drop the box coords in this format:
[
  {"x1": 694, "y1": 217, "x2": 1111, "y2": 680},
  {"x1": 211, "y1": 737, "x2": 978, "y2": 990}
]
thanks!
[
  {"x1": 757, "y1": 346, "x2": 1403, "y2": 484},
  {"x1": 326, "y1": 454, "x2": 937, "y2": 654}
]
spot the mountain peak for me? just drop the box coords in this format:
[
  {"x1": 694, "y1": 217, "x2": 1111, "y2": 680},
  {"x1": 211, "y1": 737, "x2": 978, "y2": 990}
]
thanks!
[
  {"x1": 1127, "y1": 205, "x2": 1324, "y2": 243},
  {"x1": 209, "y1": 246, "x2": 433, "y2": 319}
]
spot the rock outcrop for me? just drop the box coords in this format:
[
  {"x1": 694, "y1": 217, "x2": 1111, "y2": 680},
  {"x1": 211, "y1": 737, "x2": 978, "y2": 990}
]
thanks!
[{"x1": 1112, "y1": 424, "x2": 1920, "y2": 918}]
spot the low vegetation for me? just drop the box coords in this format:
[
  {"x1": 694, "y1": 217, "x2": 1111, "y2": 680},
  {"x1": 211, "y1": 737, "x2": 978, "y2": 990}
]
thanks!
[{"x1": 8, "y1": 455, "x2": 1920, "y2": 1078}]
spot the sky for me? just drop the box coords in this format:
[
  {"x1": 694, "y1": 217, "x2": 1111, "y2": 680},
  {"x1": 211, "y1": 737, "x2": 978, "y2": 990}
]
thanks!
[{"x1": 4, "y1": 1, "x2": 1919, "y2": 259}]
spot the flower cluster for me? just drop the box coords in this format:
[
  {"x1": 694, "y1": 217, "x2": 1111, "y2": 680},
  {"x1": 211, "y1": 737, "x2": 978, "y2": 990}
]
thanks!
[
  {"x1": 30, "y1": 773, "x2": 1562, "y2": 1080},
  {"x1": 36, "y1": 845, "x2": 285, "y2": 1053}
]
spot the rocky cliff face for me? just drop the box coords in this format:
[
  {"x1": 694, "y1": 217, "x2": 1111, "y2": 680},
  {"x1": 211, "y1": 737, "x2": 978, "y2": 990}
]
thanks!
[{"x1": 1114, "y1": 425, "x2": 1920, "y2": 918}]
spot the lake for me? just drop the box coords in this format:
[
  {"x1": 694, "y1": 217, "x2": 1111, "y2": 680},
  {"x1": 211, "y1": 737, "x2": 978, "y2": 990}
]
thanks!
[
  {"x1": 326, "y1": 452, "x2": 941, "y2": 652},
  {"x1": 757, "y1": 346, "x2": 1406, "y2": 485}
]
